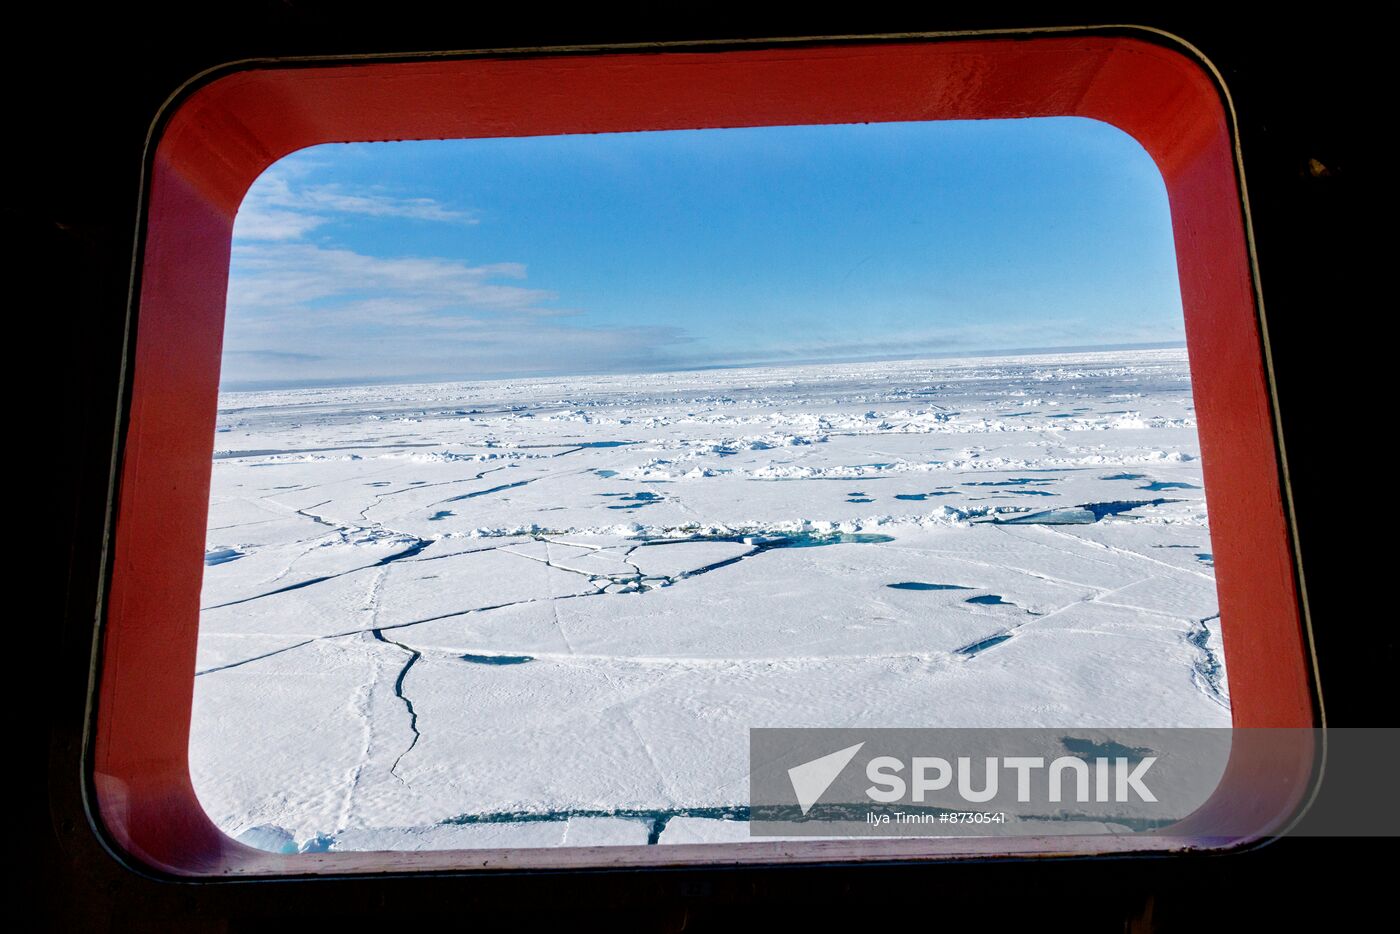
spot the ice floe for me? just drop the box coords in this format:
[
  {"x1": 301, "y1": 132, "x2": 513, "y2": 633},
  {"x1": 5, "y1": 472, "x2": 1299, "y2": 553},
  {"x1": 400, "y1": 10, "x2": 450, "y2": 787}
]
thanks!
[{"x1": 192, "y1": 348, "x2": 1225, "y2": 852}]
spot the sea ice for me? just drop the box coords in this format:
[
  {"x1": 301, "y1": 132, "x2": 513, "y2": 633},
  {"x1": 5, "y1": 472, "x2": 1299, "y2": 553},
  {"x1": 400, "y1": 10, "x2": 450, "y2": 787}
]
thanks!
[{"x1": 191, "y1": 348, "x2": 1227, "y2": 852}]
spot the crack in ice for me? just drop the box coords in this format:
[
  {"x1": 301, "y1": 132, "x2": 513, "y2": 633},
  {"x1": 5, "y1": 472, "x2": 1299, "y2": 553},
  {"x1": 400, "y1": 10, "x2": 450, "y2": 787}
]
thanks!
[{"x1": 372, "y1": 629, "x2": 423, "y2": 780}]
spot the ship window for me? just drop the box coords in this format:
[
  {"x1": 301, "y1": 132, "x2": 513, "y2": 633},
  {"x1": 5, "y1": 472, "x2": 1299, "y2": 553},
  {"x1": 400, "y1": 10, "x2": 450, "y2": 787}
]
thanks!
[{"x1": 93, "y1": 34, "x2": 1315, "y2": 877}]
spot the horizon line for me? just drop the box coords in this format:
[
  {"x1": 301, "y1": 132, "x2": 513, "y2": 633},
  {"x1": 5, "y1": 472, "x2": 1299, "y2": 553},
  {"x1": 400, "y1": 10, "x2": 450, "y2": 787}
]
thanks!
[{"x1": 218, "y1": 340, "x2": 1189, "y2": 394}]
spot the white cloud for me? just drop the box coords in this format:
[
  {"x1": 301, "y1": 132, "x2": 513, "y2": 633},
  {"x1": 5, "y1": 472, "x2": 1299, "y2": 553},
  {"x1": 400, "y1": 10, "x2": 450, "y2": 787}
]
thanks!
[
  {"x1": 233, "y1": 169, "x2": 475, "y2": 242},
  {"x1": 232, "y1": 207, "x2": 327, "y2": 241},
  {"x1": 228, "y1": 242, "x2": 551, "y2": 319},
  {"x1": 223, "y1": 238, "x2": 694, "y2": 386},
  {"x1": 223, "y1": 160, "x2": 695, "y2": 387}
]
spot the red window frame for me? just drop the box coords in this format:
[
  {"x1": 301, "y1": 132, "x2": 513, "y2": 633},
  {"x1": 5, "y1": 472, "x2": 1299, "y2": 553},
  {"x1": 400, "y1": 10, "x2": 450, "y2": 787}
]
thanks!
[{"x1": 91, "y1": 30, "x2": 1318, "y2": 878}]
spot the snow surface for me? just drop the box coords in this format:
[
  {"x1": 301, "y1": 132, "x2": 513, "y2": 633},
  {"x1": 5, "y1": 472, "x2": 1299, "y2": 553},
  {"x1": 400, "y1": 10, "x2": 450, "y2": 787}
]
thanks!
[{"x1": 190, "y1": 348, "x2": 1228, "y2": 852}]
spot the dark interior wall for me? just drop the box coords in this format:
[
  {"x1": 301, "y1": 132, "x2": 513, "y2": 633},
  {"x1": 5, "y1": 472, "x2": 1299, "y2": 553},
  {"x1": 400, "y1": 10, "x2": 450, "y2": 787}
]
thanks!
[{"x1": 16, "y1": 5, "x2": 1388, "y2": 930}]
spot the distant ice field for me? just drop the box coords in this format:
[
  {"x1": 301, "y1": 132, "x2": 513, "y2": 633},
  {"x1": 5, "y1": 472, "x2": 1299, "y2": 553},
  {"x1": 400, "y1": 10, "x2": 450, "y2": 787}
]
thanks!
[{"x1": 191, "y1": 348, "x2": 1228, "y2": 853}]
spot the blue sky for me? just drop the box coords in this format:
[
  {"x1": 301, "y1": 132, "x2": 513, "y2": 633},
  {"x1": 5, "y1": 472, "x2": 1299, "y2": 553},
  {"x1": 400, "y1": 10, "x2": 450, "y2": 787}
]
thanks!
[{"x1": 223, "y1": 117, "x2": 1183, "y2": 389}]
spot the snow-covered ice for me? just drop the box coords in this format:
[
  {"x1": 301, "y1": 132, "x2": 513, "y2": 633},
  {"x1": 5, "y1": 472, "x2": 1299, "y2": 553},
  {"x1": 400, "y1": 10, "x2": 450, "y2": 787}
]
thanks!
[{"x1": 190, "y1": 348, "x2": 1228, "y2": 852}]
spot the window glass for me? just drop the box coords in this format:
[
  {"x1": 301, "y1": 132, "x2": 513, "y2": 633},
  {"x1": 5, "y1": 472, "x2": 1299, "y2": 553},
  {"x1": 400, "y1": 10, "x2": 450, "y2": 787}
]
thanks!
[{"x1": 192, "y1": 118, "x2": 1225, "y2": 854}]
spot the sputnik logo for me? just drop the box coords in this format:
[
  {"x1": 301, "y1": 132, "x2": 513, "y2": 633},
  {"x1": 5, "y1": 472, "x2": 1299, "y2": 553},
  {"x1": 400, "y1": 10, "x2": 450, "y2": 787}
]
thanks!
[{"x1": 788, "y1": 742, "x2": 865, "y2": 815}]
